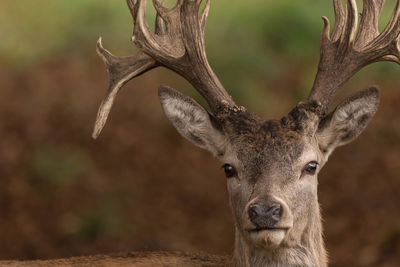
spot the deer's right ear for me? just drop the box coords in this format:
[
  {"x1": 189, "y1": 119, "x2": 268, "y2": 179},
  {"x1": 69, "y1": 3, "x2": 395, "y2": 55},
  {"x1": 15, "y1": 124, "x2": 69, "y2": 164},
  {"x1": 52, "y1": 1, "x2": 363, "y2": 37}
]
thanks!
[{"x1": 158, "y1": 86, "x2": 226, "y2": 156}]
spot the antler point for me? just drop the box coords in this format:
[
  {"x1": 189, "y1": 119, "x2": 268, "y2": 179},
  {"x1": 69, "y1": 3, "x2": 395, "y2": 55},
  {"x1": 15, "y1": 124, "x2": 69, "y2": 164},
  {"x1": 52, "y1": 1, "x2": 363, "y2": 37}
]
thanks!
[
  {"x1": 91, "y1": 132, "x2": 99, "y2": 140},
  {"x1": 97, "y1": 37, "x2": 103, "y2": 47},
  {"x1": 321, "y1": 16, "x2": 331, "y2": 42}
]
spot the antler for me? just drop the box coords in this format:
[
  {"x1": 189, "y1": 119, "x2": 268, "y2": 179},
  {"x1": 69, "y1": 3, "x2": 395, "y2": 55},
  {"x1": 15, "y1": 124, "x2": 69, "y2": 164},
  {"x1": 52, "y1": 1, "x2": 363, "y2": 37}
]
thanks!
[
  {"x1": 308, "y1": 0, "x2": 400, "y2": 109},
  {"x1": 93, "y1": 0, "x2": 236, "y2": 139}
]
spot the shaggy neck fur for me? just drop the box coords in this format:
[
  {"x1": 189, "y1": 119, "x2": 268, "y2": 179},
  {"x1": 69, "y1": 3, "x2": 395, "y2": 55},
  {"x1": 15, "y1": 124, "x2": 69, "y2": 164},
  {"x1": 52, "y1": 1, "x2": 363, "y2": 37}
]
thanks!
[{"x1": 231, "y1": 202, "x2": 327, "y2": 267}]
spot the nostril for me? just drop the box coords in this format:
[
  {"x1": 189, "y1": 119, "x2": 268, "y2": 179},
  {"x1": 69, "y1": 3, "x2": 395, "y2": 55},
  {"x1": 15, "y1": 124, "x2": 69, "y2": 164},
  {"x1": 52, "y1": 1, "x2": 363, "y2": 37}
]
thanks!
[
  {"x1": 267, "y1": 204, "x2": 282, "y2": 222},
  {"x1": 248, "y1": 204, "x2": 259, "y2": 221}
]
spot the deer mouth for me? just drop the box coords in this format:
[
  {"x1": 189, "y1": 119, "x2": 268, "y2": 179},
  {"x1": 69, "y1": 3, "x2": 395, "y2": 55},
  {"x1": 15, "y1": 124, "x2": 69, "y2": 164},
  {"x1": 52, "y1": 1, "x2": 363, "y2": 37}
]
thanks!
[
  {"x1": 246, "y1": 227, "x2": 291, "y2": 248},
  {"x1": 248, "y1": 227, "x2": 289, "y2": 233}
]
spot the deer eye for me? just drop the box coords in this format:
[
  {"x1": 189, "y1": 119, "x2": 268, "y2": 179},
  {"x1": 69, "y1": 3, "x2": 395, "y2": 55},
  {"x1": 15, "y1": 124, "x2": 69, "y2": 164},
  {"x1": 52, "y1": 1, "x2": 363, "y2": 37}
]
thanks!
[
  {"x1": 222, "y1": 164, "x2": 237, "y2": 178},
  {"x1": 302, "y1": 161, "x2": 318, "y2": 176}
]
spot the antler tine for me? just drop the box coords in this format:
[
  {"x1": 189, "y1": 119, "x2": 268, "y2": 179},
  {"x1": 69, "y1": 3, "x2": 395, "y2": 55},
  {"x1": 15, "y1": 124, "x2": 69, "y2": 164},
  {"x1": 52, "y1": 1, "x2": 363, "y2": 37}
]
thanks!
[
  {"x1": 355, "y1": 0, "x2": 384, "y2": 47},
  {"x1": 93, "y1": 38, "x2": 157, "y2": 139},
  {"x1": 126, "y1": 0, "x2": 137, "y2": 20},
  {"x1": 200, "y1": 0, "x2": 211, "y2": 38},
  {"x1": 153, "y1": 0, "x2": 166, "y2": 35},
  {"x1": 93, "y1": 0, "x2": 236, "y2": 138},
  {"x1": 367, "y1": 0, "x2": 400, "y2": 53},
  {"x1": 308, "y1": 0, "x2": 400, "y2": 110},
  {"x1": 338, "y1": 0, "x2": 358, "y2": 56},
  {"x1": 152, "y1": 0, "x2": 168, "y2": 20},
  {"x1": 374, "y1": 1, "x2": 400, "y2": 40},
  {"x1": 331, "y1": 0, "x2": 346, "y2": 42}
]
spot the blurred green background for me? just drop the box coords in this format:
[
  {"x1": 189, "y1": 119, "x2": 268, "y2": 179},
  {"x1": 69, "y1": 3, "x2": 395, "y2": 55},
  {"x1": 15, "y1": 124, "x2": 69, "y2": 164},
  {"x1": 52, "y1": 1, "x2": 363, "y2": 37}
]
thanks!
[{"x1": 0, "y1": 0, "x2": 399, "y2": 266}]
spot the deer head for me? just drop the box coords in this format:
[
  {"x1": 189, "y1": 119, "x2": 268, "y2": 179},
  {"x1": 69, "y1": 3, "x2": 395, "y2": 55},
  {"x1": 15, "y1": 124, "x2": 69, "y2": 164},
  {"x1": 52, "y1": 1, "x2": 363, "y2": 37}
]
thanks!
[{"x1": 93, "y1": 0, "x2": 399, "y2": 266}]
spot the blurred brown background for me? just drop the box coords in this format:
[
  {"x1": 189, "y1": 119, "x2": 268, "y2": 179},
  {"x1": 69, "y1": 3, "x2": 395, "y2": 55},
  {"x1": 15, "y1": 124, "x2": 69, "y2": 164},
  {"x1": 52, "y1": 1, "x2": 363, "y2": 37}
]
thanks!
[{"x1": 0, "y1": 1, "x2": 399, "y2": 266}]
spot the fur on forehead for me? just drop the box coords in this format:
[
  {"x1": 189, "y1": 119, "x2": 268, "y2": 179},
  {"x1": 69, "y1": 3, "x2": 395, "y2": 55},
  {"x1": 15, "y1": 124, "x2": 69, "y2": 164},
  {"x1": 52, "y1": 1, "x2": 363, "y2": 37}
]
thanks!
[
  {"x1": 218, "y1": 100, "x2": 323, "y2": 142},
  {"x1": 215, "y1": 101, "x2": 323, "y2": 176}
]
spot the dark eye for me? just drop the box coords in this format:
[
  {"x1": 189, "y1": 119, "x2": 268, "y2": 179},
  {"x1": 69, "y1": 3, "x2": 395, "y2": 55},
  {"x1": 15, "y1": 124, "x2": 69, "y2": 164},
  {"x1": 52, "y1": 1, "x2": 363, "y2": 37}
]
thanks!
[
  {"x1": 222, "y1": 164, "x2": 237, "y2": 178},
  {"x1": 303, "y1": 161, "x2": 318, "y2": 176}
]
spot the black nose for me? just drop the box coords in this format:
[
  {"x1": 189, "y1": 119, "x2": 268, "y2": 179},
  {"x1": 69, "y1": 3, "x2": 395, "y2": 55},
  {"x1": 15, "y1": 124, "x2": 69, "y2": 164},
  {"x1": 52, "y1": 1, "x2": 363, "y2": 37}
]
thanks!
[{"x1": 248, "y1": 203, "x2": 282, "y2": 228}]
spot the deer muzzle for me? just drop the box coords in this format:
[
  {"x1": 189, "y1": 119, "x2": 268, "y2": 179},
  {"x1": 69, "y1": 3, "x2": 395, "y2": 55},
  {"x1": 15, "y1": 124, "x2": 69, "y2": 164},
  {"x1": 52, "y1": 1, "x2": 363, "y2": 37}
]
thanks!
[{"x1": 244, "y1": 196, "x2": 293, "y2": 248}]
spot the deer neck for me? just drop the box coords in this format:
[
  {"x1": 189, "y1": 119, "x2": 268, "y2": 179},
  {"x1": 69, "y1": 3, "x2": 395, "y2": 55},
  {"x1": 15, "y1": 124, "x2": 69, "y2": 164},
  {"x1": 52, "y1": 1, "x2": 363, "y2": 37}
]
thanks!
[{"x1": 231, "y1": 202, "x2": 327, "y2": 267}]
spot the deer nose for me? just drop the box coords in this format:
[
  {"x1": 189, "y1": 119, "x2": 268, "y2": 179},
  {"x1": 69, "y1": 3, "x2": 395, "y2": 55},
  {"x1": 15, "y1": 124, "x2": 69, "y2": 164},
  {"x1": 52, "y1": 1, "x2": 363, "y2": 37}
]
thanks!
[{"x1": 248, "y1": 203, "x2": 282, "y2": 228}]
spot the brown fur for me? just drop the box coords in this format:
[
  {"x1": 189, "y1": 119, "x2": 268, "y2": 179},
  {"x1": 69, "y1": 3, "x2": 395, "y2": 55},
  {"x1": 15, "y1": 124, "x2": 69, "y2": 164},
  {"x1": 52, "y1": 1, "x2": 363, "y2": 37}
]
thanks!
[{"x1": 1, "y1": 252, "x2": 229, "y2": 267}]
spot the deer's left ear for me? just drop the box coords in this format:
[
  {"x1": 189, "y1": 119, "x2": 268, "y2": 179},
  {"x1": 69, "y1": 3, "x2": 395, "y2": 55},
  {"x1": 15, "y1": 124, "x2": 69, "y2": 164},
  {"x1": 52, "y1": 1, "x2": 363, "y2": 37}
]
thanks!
[{"x1": 316, "y1": 87, "x2": 380, "y2": 158}]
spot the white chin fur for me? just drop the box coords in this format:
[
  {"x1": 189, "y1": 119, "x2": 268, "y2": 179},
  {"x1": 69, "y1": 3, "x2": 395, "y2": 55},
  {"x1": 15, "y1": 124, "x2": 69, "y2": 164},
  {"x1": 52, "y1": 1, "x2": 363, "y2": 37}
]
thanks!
[{"x1": 249, "y1": 230, "x2": 286, "y2": 249}]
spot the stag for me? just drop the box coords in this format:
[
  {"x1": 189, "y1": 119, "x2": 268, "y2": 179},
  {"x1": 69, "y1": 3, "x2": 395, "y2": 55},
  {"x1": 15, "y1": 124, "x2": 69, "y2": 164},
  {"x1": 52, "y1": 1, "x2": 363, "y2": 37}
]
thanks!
[{"x1": 4, "y1": 0, "x2": 400, "y2": 266}]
